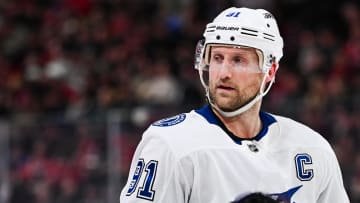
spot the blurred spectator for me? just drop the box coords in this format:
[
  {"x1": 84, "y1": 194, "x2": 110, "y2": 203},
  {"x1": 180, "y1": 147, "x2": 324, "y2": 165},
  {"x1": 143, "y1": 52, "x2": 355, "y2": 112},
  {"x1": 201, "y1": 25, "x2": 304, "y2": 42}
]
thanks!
[{"x1": 134, "y1": 58, "x2": 182, "y2": 106}]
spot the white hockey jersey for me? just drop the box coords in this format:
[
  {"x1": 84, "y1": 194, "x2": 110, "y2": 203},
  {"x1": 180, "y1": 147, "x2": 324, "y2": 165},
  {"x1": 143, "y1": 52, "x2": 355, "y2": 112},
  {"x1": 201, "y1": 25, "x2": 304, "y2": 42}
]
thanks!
[{"x1": 120, "y1": 105, "x2": 349, "y2": 203}]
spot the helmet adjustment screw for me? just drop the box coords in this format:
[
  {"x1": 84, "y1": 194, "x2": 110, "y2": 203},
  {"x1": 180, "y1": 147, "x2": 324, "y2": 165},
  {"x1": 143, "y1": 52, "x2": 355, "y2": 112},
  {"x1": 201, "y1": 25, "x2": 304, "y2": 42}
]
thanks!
[
  {"x1": 230, "y1": 36, "x2": 235, "y2": 41},
  {"x1": 216, "y1": 35, "x2": 221, "y2": 40}
]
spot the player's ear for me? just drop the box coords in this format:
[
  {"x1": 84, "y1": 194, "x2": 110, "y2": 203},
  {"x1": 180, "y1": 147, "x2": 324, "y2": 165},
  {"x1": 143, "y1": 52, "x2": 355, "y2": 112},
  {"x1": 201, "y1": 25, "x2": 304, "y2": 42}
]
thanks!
[{"x1": 265, "y1": 63, "x2": 277, "y2": 83}]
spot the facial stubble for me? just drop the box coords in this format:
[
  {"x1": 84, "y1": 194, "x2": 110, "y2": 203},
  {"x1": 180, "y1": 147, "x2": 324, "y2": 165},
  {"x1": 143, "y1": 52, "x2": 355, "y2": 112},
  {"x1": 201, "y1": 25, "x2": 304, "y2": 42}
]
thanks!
[{"x1": 209, "y1": 77, "x2": 262, "y2": 112}]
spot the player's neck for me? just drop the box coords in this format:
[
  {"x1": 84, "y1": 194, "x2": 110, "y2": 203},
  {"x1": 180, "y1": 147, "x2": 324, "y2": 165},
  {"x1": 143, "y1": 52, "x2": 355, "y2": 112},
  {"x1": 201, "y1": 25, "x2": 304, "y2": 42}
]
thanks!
[{"x1": 214, "y1": 102, "x2": 262, "y2": 139}]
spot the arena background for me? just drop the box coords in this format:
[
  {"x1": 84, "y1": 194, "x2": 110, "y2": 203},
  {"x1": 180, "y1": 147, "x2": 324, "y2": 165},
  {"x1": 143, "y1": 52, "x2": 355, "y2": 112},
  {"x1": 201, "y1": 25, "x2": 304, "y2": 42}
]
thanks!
[{"x1": 0, "y1": 0, "x2": 359, "y2": 202}]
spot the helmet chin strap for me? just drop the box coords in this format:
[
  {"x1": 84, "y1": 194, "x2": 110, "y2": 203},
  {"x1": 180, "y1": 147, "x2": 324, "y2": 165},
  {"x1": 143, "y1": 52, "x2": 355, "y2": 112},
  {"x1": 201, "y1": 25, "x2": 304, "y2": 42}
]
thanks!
[{"x1": 206, "y1": 72, "x2": 275, "y2": 118}]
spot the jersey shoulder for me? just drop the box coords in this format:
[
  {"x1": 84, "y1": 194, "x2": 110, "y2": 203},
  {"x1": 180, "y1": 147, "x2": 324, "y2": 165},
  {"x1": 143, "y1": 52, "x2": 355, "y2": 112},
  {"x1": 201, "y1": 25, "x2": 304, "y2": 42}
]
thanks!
[
  {"x1": 142, "y1": 110, "x2": 218, "y2": 157},
  {"x1": 147, "y1": 110, "x2": 206, "y2": 132},
  {"x1": 272, "y1": 114, "x2": 332, "y2": 150}
]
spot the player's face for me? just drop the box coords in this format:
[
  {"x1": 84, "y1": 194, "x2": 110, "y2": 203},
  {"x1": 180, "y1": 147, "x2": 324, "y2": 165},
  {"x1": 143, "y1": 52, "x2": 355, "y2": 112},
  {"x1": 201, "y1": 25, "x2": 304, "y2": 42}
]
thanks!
[{"x1": 208, "y1": 46, "x2": 263, "y2": 112}]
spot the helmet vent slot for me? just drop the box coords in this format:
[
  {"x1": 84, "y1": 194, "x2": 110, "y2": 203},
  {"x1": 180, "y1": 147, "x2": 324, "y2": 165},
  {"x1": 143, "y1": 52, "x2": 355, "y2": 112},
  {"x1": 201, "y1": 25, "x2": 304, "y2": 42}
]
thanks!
[
  {"x1": 263, "y1": 33, "x2": 275, "y2": 41},
  {"x1": 240, "y1": 27, "x2": 258, "y2": 37},
  {"x1": 206, "y1": 25, "x2": 216, "y2": 33},
  {"x1": 263, "y1": 33, "x2": 274, "y2": 37},
  {"x1": 240, "y1": 32, "x2": 258, "y2": 37},
  {"x1": 264, "y1": 37, "x2": 275, "y2": 41},
  {"x1": 241, "y1": 27, "x2": 258, "y2": 33}
]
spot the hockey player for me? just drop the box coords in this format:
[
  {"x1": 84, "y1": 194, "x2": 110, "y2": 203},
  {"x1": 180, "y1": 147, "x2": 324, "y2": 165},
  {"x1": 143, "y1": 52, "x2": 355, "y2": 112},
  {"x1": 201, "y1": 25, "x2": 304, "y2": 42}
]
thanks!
[{"x1": 120, "y1": 7, "x2": 349, "y2": 202}]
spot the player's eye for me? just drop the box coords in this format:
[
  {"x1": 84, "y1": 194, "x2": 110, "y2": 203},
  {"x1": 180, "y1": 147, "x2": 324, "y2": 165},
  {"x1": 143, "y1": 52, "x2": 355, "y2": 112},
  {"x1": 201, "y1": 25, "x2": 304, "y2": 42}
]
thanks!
[
  {"x1": 211, "y1": 54, "x2": 223, "y2": 64},
  {"x1": 232, "y1": 56, "x2": 245, "y2": 65}
]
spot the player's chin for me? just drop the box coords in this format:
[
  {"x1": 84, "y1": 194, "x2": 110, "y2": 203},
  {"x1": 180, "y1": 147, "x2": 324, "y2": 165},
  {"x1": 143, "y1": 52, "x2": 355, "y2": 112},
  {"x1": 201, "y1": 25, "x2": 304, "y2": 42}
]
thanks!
[
  {"x1": 210, "y1": 91, "x2": 240, "y2": 109},
  {"x1": 215, "y1": 100, "x2": 240, "y2": 112},
  {"x1": 215, "y1": 95, "x2": 251, "y2": 112},
  {"x1": 217, "y1": 104, "x2": 243, "y2": 112}
]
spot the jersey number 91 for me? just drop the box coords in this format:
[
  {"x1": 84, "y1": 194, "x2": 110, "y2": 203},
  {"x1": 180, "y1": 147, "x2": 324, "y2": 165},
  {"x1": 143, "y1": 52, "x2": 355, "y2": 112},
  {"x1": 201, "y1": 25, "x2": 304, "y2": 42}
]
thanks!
[{"x1": 126, "y1": 159, "x2": 159, "y2": 201}]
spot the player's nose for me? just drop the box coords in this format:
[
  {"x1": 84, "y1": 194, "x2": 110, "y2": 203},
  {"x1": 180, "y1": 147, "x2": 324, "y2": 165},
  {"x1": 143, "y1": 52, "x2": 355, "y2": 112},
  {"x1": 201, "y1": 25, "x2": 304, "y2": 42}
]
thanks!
[{"x1": 218, "y1": 61, "x2": 233, "y2": 79}]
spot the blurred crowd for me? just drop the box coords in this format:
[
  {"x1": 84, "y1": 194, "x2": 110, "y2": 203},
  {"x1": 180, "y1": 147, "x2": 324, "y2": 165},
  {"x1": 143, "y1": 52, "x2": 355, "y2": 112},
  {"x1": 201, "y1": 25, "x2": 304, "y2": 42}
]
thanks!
[{"x1": 0, "y1": 0, "x2": 359, "y2": 202}]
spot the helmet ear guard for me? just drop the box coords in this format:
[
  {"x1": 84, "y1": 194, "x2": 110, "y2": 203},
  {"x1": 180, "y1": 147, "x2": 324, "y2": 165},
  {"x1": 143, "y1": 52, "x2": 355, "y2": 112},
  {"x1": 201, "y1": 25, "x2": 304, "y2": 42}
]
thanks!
[
  {"x1": 194, "y1": 39, "x2": 210, "y2": 88},
  {"x1": 194, "y1": 39, "x2": 205, "y2": 70}
]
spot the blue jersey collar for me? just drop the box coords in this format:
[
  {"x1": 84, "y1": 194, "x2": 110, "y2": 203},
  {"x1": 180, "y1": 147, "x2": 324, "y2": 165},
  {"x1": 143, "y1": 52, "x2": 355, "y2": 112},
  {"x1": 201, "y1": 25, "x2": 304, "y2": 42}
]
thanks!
[{"x1": 195, "y1": 105, "x2": 276, "y2": 144}]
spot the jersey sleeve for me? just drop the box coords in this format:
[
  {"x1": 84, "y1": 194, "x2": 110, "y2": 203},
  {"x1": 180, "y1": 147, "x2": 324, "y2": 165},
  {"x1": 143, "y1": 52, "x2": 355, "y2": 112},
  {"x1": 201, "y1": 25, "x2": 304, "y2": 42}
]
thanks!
[
  {"x1": 317, "y1": 146, "x2": 350, "y2": 203},
  {"x1": 120, "y1": 129, "x2": 192, "y2": 203}
]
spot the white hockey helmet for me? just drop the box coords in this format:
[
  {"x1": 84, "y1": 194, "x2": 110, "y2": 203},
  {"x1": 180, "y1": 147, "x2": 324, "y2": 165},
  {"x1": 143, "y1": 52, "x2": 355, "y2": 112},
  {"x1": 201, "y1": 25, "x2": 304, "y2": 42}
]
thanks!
[
  {"x1": 195, "y1": 7, "x2": 283, "y2": 72},
  {"x1": 194, "y1": 7, "x2": 284, "y2": 117}
]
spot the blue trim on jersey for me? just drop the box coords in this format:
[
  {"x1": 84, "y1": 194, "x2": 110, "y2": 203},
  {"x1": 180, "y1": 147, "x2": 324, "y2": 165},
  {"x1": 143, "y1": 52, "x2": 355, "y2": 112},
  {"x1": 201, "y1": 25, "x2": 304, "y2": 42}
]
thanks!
[
  {"x1": 195, "y1": 105, "x2": 222, "y2": 126},
  {"x1": 152, "y1": 114, "x2": 186, "y2": 127},
  {"x1": 195, "y1": 105, "x2": 276, "y2": 144},
  {"x1": 257, "y1": 110, "x2": 276, "y2": 141}
]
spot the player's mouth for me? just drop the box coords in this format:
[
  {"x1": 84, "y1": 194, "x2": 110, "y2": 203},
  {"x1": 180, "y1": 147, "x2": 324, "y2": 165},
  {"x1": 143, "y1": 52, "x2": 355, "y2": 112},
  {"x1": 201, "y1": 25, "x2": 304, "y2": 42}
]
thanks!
[{"x1": 216, "y1": 84, "x2": 236, "y2": 92}]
